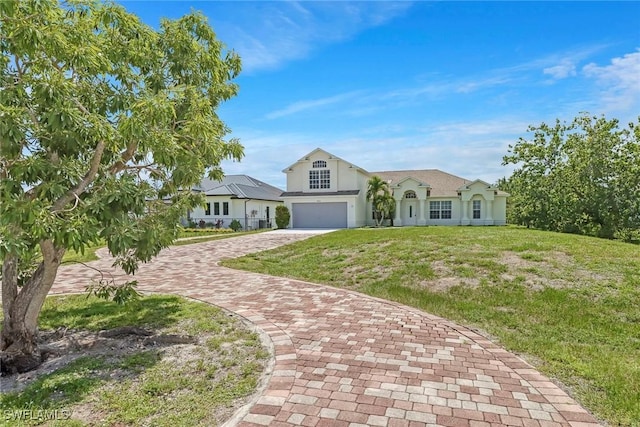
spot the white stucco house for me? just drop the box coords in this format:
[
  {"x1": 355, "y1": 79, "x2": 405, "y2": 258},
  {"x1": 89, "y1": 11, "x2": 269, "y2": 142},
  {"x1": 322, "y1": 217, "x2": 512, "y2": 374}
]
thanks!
[
  {"x1": 280, "y1": 148, "x2": 508, "y2": 228},
  {"x1": 188, "y1": 175, "x2": 283, "y2": 230}
]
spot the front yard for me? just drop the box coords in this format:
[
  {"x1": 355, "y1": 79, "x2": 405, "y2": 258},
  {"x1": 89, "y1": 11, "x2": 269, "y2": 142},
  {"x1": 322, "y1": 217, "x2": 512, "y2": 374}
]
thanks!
[{"x1": 223, "y1": 226, "x2": 640, "y2": 426}]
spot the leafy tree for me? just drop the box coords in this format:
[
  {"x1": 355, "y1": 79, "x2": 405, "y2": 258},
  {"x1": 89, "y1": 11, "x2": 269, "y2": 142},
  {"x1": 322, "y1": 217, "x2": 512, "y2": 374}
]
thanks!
[
  {"x1": 366, "y1": 176, "x2": 393, "y2": 226},
  {"x1": 275, "y1": 205, "x2": 290, "y2": 229},
  {"x1": 503, "y1": 114, "x2": 640, "y2": 240},
  {"x1": 0, "y1": 0, "x2": 243, "y2": 373}
]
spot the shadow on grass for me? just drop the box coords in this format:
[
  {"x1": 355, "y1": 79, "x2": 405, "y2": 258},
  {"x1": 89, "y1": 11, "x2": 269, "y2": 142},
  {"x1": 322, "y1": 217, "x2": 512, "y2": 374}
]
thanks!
[{"x1": 38, "y1": 294, "x2": 186, "y2": 331}]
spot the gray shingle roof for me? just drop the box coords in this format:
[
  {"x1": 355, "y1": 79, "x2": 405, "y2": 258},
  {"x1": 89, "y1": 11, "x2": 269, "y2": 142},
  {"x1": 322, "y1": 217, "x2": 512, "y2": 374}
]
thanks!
[{"x1": 194, "y1": 175, "x2": 283, "y2": 201}]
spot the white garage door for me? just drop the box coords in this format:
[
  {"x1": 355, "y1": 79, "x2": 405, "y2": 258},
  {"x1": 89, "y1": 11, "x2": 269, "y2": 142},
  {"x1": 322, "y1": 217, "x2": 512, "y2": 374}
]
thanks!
[{"x1": 292, "y1": 202, "x2": 348, "y2": 228}]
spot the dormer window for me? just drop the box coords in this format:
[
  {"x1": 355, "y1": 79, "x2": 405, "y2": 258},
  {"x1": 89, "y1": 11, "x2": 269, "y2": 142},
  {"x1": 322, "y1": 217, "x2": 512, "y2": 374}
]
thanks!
[{"x1": 313, "y1": 160, "x2": 327, "y2": 168}]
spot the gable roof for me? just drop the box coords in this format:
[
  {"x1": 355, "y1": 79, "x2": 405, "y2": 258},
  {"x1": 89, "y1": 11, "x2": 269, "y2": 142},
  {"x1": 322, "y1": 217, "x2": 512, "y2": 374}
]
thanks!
[
  {"x1": 194, "y1": 175, "x2": 283, "y2": 202},
  {"x1": 282, "y1": 147, "x2": 368, "y2": 172},
  {"x1": 371, "y1": 169, "x2": 471, "y2": 197},
  {"x1": 458, "y1": 179, "x2": 510, "y2": 196}
]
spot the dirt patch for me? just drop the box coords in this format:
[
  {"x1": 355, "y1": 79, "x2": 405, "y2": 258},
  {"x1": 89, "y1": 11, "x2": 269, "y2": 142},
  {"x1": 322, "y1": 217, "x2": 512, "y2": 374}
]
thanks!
[
  {"x1": 431, "y1": 260, "x2": 453, "y2": 276},
  {"x1": 499, "y1": 251, "x2": 618, "y2": 290},
  {"x1": 416, "y1": 261, "x2": 480, "y2": 291},
  {"x1": 3, "y1": 327, "x2": 199, "y2": 394},
  {"x1": 1, "y1": 323, "x2": 270, "y2": 426},
  {"x1": 419, "y1": 276, "x2": 480, "y2": 292}
]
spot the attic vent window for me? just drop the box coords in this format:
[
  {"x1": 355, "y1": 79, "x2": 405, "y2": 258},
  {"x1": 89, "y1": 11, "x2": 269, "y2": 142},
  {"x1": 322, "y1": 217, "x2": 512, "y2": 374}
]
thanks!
[{"x1": 313, "y1": 160, "x2": 327, "y2": 168}]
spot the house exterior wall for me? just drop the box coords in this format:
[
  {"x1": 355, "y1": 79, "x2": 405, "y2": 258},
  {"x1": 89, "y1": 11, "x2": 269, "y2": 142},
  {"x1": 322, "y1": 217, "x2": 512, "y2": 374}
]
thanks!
[
  {"x1": 190, "y1": 196, "x2": 281, "y2": 229},
  {"x1": 285, "y1": 151, "x2": 362, "y2": 193},
  {"x1": 492, "y1": 197, "x2": 507, "y2": 225},
  {"x1": 283, "y1": 150, "x2": 369, "y2": 228},
  {"x1": 191, "y1": 195, "x2": 234, "y2": 221}
]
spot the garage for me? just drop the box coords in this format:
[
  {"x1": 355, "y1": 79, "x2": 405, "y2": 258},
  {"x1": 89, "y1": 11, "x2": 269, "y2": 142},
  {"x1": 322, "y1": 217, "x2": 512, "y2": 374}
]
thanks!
[{"x1": 292, "y1": 202, "x2": 348, "y2": 228}]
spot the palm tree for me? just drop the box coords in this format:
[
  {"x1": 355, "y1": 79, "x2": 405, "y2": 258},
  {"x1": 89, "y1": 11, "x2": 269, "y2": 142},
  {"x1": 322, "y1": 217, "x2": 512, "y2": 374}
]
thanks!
[
  {"x1": 380, "y1": 193, "x2": 396, "y2": 225},
  {"x1": 366, "y1": 176, "x2": 392, "y2": 227}
]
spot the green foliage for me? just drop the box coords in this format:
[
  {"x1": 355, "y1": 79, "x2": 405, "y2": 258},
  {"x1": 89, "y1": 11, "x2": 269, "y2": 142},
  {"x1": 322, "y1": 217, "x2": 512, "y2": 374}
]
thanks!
[
  {"x1": 0, "y1": 0, "x2": 242, "y2": 280},
  {"x1": 614, "y1": 227, "x2": 640, "y2": 243},
  {"x1": 275, "y1": 205, "x2": 290, "y2": 229},
  {"x1": 86, "y1": 279, "x2": 141, "y2": 304},
  {"x1": 366, "y1": 175, "x2": 394, "y2": 226},
  {"x1": 229, "y1": 219, "x2": 242, "y2": 232},
  {"x1": 502, "y1": 114, "x2": 640, "y2": 239}
]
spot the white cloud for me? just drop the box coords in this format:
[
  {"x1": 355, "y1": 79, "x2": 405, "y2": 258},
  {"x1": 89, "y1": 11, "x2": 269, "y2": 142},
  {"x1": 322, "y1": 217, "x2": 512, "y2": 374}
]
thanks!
[
  {"x1": 221, "y1": 2, "x2": 413, "y2": 72},
  {"x1": 543, "y1": 59, "x2": 577, "y2": 80},
  {"x1": 582, "y1": 50, "x2": 640, "y2": 112},
  {"x1": 265, "y1": 90, "x2": 364, "y2": 119}
]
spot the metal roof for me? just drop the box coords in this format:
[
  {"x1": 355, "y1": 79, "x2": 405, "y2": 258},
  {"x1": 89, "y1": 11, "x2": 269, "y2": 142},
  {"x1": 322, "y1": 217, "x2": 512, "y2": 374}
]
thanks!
[{"x1": 195, "y1": 175, "x2": 283, "y2": 201}]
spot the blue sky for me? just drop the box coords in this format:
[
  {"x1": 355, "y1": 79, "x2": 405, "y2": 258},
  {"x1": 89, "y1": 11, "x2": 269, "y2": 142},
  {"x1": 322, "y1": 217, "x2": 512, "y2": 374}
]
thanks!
[{"x1": 121, "y1": 1, "x2": 640, "y2": 189}]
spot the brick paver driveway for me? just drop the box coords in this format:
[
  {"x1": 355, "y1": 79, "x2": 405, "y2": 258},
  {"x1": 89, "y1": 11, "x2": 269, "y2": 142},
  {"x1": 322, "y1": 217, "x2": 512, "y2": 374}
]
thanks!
[{"x1": 51, "y1": 230, "x2": 600, "y2": 427}]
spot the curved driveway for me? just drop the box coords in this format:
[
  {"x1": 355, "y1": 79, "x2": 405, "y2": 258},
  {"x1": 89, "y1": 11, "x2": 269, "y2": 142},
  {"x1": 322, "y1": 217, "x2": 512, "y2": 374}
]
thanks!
[{"x1": 51, "y1": 230, "x2": 601, "y2": 427}]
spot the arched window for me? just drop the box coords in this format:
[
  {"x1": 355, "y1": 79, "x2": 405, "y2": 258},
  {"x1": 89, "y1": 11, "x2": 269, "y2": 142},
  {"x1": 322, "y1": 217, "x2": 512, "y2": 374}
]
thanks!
[
  {"x1": 404, "y1": 190, "x2": 417, "y2": 199},
  {"x1": 312, "y1": 160, "x2": 327, "y2": 168}
]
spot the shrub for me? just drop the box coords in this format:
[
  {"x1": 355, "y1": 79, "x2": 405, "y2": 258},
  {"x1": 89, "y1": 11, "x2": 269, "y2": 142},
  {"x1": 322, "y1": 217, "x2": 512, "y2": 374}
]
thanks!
[
  {"x1": 275, "y1": 205, "x2": 290, "y2": 229},
  {"x1": 229, "y1": 219, "x2": 242, "y2": 232},
  {"x1": 614, "y1": 228, "x2": 640, "y2": 243}
]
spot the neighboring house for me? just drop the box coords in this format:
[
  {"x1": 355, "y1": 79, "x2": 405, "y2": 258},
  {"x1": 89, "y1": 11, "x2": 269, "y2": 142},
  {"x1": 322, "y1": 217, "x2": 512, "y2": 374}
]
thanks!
[
  {"x1": 188, "y1": 175, "x2": 283, "y2": 230},
  {"x1": 281, "y1": 148, "x2": 508, "y2": 228}
]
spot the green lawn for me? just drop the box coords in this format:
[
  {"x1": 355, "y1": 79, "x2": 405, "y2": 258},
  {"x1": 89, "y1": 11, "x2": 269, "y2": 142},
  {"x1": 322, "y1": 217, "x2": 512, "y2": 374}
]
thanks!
[
  {"x1": 222, "y1": 226, "x2": 640, "y2": 426},
  {"x1": 0, "y1": 295, "x2": 268, "y2": 427}
]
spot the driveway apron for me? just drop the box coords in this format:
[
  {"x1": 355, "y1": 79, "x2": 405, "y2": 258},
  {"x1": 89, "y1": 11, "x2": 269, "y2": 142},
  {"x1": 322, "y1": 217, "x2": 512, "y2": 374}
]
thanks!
[{"x1": 51, "y1": 231, "x2": 601, "y2": 427}]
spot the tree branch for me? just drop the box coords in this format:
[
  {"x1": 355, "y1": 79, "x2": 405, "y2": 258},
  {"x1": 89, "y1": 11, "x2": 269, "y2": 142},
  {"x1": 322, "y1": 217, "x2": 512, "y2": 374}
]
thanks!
[
  {"x1": 109, "y1": 140, "x2": 139, "y2": 174},
  {"x1": 51, "y1": 140, "x2": 105, "y2": 212}
]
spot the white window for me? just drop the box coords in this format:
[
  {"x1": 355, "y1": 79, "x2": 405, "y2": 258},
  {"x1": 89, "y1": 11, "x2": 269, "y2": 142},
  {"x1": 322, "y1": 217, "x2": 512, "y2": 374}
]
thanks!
[
  {"x1": 430, "y1": 201, "x2": 452, "y2": 219},
  {"x1": 309, "y1": 169, "x2": 330, "y2": 189},
  {"x1": 312, "y1": 160, "x2": 327, "y2": 168},
  {"x1": 430, "y1": 201, "x2": 440, "y2": 219},
  {"x1": 405, "y1": 191, "x2": 416, "y2": 199},
  {"x1": 205, "y1": 203, "x2": 211, "y2": 216},
  {"x1": 442, "y1": 201, "x2": 452, "y2": 219},
  {"x1": 223, "y1": 202, "x2": 229, "y2": 215},
  {"x1": 473, "y1": 200, "x2": 481, "y2": 219},
  {"x1": 309, "y1": 170, "x2": 319, "y2": 189}
]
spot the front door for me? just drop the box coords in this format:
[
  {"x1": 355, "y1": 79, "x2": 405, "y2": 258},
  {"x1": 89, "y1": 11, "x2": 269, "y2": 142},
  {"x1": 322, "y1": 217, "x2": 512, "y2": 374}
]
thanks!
[{"x1": 402, "y1": 200, "x2": 417, "y2": 225}]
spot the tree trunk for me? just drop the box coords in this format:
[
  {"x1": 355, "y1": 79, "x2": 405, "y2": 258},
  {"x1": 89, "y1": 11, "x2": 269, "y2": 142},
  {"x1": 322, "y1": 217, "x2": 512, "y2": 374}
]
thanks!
[{"x1": 1, "y1": 241, "x2": 65, "y2": 375}]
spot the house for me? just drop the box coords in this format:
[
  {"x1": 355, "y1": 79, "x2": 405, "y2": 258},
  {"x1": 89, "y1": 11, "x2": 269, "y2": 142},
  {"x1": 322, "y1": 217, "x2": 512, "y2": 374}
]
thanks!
[
  {"x1": 188, "y1": 175, "x2": 283, "y2": 230},
  {"x1": 280, "y1": 148, "x2": 508, "y2": 228}
]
